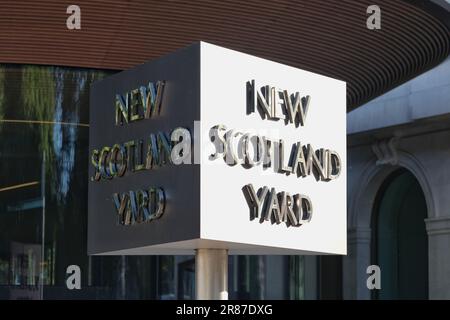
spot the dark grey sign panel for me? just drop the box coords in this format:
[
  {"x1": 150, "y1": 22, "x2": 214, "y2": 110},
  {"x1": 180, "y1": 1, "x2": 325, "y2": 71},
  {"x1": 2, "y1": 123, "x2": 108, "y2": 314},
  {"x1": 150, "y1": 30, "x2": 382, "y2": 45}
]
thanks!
[{"x1": 88, "y1": 43, "x2": 200, "y2": 255}]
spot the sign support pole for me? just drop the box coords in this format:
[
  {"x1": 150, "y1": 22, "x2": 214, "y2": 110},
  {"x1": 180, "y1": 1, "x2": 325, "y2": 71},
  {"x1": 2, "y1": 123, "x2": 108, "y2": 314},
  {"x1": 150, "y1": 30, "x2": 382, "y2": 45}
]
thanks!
[{"x1": 195, "y1": 248, "x2": 228, "y2": 300}]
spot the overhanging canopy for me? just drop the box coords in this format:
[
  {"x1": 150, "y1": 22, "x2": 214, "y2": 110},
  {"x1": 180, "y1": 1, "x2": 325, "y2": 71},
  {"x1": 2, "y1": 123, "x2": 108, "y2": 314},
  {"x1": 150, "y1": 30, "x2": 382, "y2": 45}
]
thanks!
[{"x1": 0, "y1": 0, "x2": 448, "y2": 110}]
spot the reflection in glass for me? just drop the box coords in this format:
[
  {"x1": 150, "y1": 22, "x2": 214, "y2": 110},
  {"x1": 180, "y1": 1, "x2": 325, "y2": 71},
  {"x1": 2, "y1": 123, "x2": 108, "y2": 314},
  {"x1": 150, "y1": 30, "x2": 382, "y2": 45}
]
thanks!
[{"x1": 0, "y1": 65, "x2": 307, "y2": 300}]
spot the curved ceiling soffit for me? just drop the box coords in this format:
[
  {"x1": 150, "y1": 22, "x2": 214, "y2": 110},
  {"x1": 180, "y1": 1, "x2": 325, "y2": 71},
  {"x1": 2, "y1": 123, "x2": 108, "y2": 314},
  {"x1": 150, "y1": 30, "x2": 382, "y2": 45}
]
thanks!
[{"x1": 0, "y1": 0, "x2": 448, "y2": 111}]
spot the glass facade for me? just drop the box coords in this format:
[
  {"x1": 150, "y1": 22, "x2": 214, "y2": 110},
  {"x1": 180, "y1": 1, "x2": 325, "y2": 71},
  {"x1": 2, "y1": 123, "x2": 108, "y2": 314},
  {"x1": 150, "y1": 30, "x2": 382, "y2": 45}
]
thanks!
[{"x1": 0, "y1": 65, "x2": 318, "y2": 300}]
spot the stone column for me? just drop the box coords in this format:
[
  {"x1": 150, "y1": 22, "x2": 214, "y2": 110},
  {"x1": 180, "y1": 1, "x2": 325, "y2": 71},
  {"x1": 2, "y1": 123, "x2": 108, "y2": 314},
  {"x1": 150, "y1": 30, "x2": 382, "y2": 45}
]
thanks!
[
  {"x1": 425, "y1": 217, "x2": 450, "y2": 299},
  {"x1": 343, "y1": 227, "x2": 372, "y2": 300},
  {"x1": 195, "y1": 249, "x2": 229, "y2": 300}
]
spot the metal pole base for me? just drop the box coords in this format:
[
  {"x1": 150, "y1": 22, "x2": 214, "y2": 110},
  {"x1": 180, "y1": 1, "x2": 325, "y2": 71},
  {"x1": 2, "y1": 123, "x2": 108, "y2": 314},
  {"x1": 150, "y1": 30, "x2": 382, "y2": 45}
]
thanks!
[{"x1": 195, "y1": 248, "x2": 228, "y2": 300}]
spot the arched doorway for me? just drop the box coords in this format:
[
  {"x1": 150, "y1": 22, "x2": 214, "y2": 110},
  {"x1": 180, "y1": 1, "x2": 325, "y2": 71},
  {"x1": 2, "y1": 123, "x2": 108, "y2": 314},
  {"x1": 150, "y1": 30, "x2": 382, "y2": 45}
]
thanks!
[{"x1": 372, "y1": 169, "x2": 428, "y2": 299}]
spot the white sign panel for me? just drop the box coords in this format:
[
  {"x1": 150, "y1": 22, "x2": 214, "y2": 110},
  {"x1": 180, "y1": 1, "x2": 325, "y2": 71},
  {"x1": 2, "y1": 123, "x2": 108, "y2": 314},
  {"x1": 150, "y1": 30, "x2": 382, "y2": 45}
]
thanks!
[{"x1": 200, "y1": 43, "x2": 346, "y2": 254}]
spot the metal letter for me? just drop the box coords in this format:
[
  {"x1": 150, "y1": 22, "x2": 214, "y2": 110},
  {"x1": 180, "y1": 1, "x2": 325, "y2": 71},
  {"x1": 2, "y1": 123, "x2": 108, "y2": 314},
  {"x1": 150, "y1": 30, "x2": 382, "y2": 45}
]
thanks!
[
  {"x1": 142, "y1": 81, "x2": 165, "y2": 118},
  {"x1": 239, "y1": 134, "x2": 265, "y2": 167},
  {"x1": 313, "y1": 148, "x2": 328, "y2": 181},
  {"x1": 291, "y1": 142, "x2": 307, "y2": 177},
  {"x1": 115, "y1": 93, "x2": 129, "y2": 125},
  {"x1": 157, "y1": 132, "x2": 172, "y2": 166},
  {"x1": 99, "y1": 146, "x2": 112, "y2": 179},
  {"x1": 109, "y1": 144, "x2": 127, "y2": 177},
  {"x1": 246, "y1": 80, "x2": 257, "y2": 115},
  {"x1": 327, "y1": 150, "x2": 342, "y2": 180},
  {"x1": 262, "y1": 137, "x2": 273, "y2": 168},
  {"x1": 256, "y1": 84, "x2": 273, "y2": 120},
  {"x1": 276, "y1": 139, "x2": 293, "y2": 174},
  {"x1": 112, "y1": 192, "x2": 129, "y2": 225},
  {"x1": 272, "y1": 88, "x2": 284, "y2": 120},
  {"x1": 224, "y1": 130, "x2": 243, "y2": 166},
  {"x1": 242, "y1": 184, "x2": 268, "y2": 220},
  {"x1": 278, "y1": 192, "x2": 299, "y2": 227},
  {"x1": 90, "y1": 149, "x2": 101, "y2": 181},
  {"x1": 283, "y1": 91, "x2": 310, "y2": 127},
  {"x1": 303, "y1": 144, "x2": 328, "y2": 180},
  {"x1": 148, "y1": 187, "x2": 165, "y2": 220},
  {"x1": 263, "y1": 188, "x2": 282, "y2": 224},
  {"x1": 134, "y1": 140, "x2": 146, "y2": 171},
  {"x1": 145, "y1": 134, "x2": 158, "y2": 169},
  {"x1": 128, "y1": 191, "x2": 139, "y2": 225},
  {"x1": 293, "y1": 194, "x2": 313, "y2": 224},
  {"x1": 209, "y1": 125, "x2": 227, "y2": 161},
  {"x1": 130, "y1": 88, "x2": 143, "y2": 122},
  {"x1": 124, "y1": 141, "x2": 135, "y2": 173},
  {"x1": 136, "y1": 189, "x2": 150, "y2": 222}
]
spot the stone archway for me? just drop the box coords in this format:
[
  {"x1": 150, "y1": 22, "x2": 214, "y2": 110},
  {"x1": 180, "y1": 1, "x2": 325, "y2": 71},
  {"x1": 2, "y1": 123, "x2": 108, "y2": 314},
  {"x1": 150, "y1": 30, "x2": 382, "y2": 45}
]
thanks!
[
  {"x1": 373, "y1": 169, "x2": 428, "y2": 299},
  {"x1": 344, "y1": 150, "x2": 435, "y2": 299}
]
